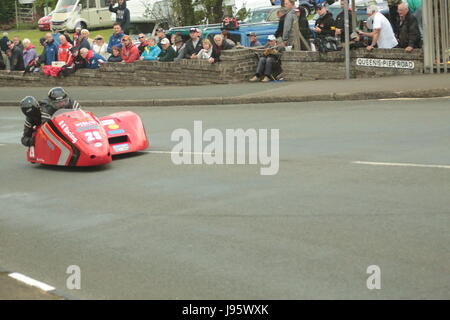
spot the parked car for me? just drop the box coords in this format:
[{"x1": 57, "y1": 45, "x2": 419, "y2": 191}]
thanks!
[
  {"x1": 242, "y1": 6, "x2": 280, "y2": 24},
  {"x1": 38, "y1": 11, "x2": 53, "y2": 31}
]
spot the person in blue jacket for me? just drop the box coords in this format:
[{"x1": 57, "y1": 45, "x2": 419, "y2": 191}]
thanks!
[
  {"x1": 139, "y1": 37, "x2": 161, "y2": 61},
  {"x1": 44, "y1": 33, "x2": 58, "y2": 65},
  {"x1": 79, "y1": 48, "x2": 105, "y2": 69},
  {"x1": 107, "y1": 23, "x2": 125, "y2": 53}
]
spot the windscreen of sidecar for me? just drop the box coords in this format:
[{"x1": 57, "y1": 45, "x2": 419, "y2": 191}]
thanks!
[{"x1": 52, "y1": 109, "x2": 103, "y2": 144}]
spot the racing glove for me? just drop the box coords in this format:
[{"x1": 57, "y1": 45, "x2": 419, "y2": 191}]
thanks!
[{"x1": 21, "y1": 136, "x2": 35, "y2": 147}]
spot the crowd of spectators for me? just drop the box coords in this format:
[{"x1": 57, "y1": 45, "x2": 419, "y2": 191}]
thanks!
[{"x1": 0, "y1": 0, "x2": 423, "y2": 80}]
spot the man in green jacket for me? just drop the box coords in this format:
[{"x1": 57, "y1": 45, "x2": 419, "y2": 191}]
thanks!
[{"x1": 157, "y1": 38, "x2": 177, "y2": 62}]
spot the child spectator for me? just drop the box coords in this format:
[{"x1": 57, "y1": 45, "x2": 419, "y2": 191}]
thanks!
[
  {"x1": 197, "y1": 39, "x2": 213, "y2": 59},
  {"x1": 108, "y1": 46, "x2": 123, "y2": 62}
]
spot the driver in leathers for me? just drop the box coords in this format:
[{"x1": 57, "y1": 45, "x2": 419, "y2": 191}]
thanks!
[{"x1": 20, "y1": 87, "x2": 80, "y2": 147}]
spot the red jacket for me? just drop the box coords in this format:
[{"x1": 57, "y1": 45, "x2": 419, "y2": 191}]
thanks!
[
  {"x1": 58, "y1": 41, "x2": 73, "y2": 64},
  {"x1": 121, "y1": 42, "x2": 139, "y2": 63}
]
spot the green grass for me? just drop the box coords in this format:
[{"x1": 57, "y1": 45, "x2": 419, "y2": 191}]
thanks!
[{"x1": 3, "y1": 27, "x2": 114, "y2": 54}]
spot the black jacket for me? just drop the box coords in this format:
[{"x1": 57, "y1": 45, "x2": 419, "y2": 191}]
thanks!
[
  {"x1": 275, "y1": 13, "x2": 286, "y2": 38},
  {"x1": 0, "y1": 36, "x2": 9, "y2": 53},
  {"x1": 210, "y1": 41, "x2": 234, "y2": 62},
  {"x1": 77, "y1": 38, "x2": 91, "y2": 50},
  {"x1": 183, "y1": 38, "x2": 203, "y2": 58},
  {"x1": 314, "y1": 12, "x2": 336, "y2": 38},
  {"x1": 397, "y1": 12, "x2": 421, "y2": 48},
  {"x1": 299, "y1": 7, "x2": 312, "y2": 41},
  {"x1": 335, "y1": 9, "x2": 353, "y2": 42},
  {"x1": 108, "y1": 55, "x2": 123, "y2": 62},
  {"x1": 9, "y1": 46, "x2": 25, "y2": 71},
  {"x1": 109, "y1": 3, "x2": 130, "y2": 34}
]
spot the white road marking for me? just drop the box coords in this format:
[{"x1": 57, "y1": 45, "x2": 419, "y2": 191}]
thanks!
[
  {"x1": 0, "y1": 144, "x2": 5, "y2": 146},
  {"x1": 352, "y1": 161, "x2": 450, "y2": 169},
  {"x1": 141, "y1": 150, "x2": 214, "y2": 156},
  {"x1": 8, "y1": 272, "x2": 55, "y2": 292}
]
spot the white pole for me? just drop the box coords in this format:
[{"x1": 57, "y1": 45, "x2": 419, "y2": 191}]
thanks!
[{"x1": 344, "y1": 0, "x2": 350, "y2": 79}]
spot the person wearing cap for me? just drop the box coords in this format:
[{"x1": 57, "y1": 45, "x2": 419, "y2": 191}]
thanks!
[
  {"x1": 107, "y1": 23, "x2": 125, "y2": 53},
  {"x1": 109, "y1": 0, "x2": 130, "y2": 35},
  {"x1": 314, "y1": 3, "x2": 336, "y2": 39},
  {"x1": 183, "y1": 27, "x2": 203, "y2": 59},
  {"x1": 157, "y1": 38, "x2": 177, "y2": 62},
  {"x1": 247, "y1": 32, "x2": 262, "y2": 47},
  {"x1": 282, "y1": 0, "x2": 298, "y2": 46},
  {"x1": 120, "y1": 35, "x2": 139, "y2": 63},
  {"x1": 7, "y1": 40, "x2": 25, "y2": 71},
  {"x1": 93, "y1": 35, "x2": 109, "y2": 59},
  {"x1": 249, "y1": 35, "x2": 285, "y2": 82},
  {"x1": 140, "y1": 37, "x2": 161, "y2": 61}
]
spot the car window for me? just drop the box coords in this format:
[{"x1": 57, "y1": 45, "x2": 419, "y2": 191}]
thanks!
[
  {"x1": 89, "y1": 0, "x2": 96, "y2": 9},
  {"x1": 80, "y1": 0, "x2": 88, "y2": 9},
  {"x1": 267, "y1": 9, "x2": 279, "y2": 22},
  {"x1": 100, "y1": 0, "x2": 108, "y2": 7}
]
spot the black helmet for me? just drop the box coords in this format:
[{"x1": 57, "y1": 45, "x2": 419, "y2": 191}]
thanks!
[
  {"x1": 20, "y1": 96, "x2": 41, "y2": 123},
  {"x1": 48, "y1": 87, "x2": 69, "y2": 109}
]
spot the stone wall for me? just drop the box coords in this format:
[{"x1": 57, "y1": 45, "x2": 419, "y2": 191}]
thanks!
[{"x1": 0, "y1": 48, "x2": 423, "y2": 87}]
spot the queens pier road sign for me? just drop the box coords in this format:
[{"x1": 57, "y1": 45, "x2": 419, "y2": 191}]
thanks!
[{"x1": 356, "y1": 58, "x2": 415, "y2": 69}]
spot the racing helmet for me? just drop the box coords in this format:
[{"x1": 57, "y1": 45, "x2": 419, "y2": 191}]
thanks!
[
  {"x1": 20, "y1": 96, "x2": 41, "y2": 123},
  {"x1": 48, "y1": 87, "x2": 70, "y2": 109}
]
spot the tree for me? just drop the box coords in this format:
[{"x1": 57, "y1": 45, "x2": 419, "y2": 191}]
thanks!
[{"x1": 0, "y1": 0, "x2": 15, "y2": 24}]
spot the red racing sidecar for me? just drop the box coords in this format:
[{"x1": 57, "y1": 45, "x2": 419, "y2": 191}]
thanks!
[{"x1": 27, "y1": 109, "x2": 149, "y2": 166}]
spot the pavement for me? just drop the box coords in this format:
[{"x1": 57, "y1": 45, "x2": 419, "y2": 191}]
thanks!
[
  {"x1": 0, "y1": 98, "x2": 449, "y2": 299},
  {"x1": 0, "y1": 74, "x2": 449, "y2": 107}
]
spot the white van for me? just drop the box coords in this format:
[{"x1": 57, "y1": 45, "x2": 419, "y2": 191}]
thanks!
[
  {"x1": 51, "y1": 0, "x2": 114, "y2": 31},
  {"x1": 115, "y1": 0, "x2": 171, "y2": 33}
]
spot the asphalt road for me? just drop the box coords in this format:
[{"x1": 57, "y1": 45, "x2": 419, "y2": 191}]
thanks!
[{"x1": 0, "y1": 98, "x2": 449, "y2": 299}]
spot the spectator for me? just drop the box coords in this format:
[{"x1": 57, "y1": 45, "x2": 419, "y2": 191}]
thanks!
[
  {"x1": 221, "y1": 30, "x2": 236, "y2": 47},
  {"x1": 247, "y1": 32, "x2": 262, "y2": 47},
  {"x1": 92, "y1": 35, "x2": 109, "y2": 59},
  {"x1": 208, "y1": 34, "x2": 234, "y2": 64},
  {"x1": 7, "y1": 41, "x2": 25, "y2": 71},
  {"x1": 59, "y1": 47, "x2": 85, "y2": 77},
  {"x1": 107, "y1": 23, "x2": 125, "y2": 53},
  {"x1": 73, "y1": 27, "x2": 82, "y2": 47},
  {"x1": 37, "y1": 37, "x2": 47, "y2": 66},
  {"x1": 171, "y1": 34, "x2": 184, "y2": 54},
  {"x1": 58, "y1": 35, "x2": 73, "y2": 65},
  {"x1": 12, "y1": 36, "x2": 24, "y2": 52},
  {"x1": 295, "y1": 6, "x2": 312, "y2": 50},
  {"x1": 80, "y1": 48, "x2": 105, "y2": 69},
  {"x1": 137, "y1": 33, "x2": 149, "y2": 55},
  {"x1": 396, "y1": 2, "x2": 421, "y2": 52},
  {"x1": 197, "y1": 39, "x2": 213, "y2": 59},
  {"x1": 22, "y1": 38, "x2": 37, "y2": 68},
  {"x1": 275, "y1": 8, "x2": 288, "y2": 39},
  {"x1": 108, "y1": 46, "x2": 123, "y2": 62},
  {"x1": 155, "y1": 28, "x2": 166, "y2": 48},
  {"x1": 157, "y1": 38, "x2": 177, "y2": 62},
  {"x1": 335, "y1": 0, "x2": 353, "y2": 43},
  {"x1": 0, "y1": 32, "x2": 9, "y2": 53},
  {"x1": 388, "y1": 0, "x2": 402, "y2": 35},
  {"x1": 184, "y1": 27, "x2": 203, "y2": 59},
  {"x1": 314, "y1": 3, "x2": 336, "y2": 39},
  {"x1": 140, "y1": 37, "x2": 161, "y2": 61},
  {"x1": 109, "y1": 0, "x2": 130, "y2": 35},
  {"x1": 0, "y1": 32, "x2": 9, "y2": 70},
  {"x1": 358, "y1": 5, "x2": 398, "y2": 50},
  {"x1": 77, "y1": 29, "x2": 92, "y2": 50},
  {"x1": 63, "y1": 31, "x2": 73, "y2": 45},
  {"x1": 407, "y1": 0, "x2": 422, "y2": 34},
  {"x1": 0, "y1": 52, "x2": 5, "y2": 70},
  {"x1": 44, "y1": 33, "x2": 58, "y2": 65},
  {"x1": 120, "y1": 35, "x2": 139, "y2": 63},
  {"x1": 282, "y1": 0, "x2": 297, "y2": 46},
  {"x1": 249, "y1": 35, "x2": 285, "y2": 82},
  {"x1": 51, "y1": 28, "x2": 62, "y2": 46}
]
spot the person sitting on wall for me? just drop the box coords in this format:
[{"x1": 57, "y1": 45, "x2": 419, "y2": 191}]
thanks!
[
  {"x1": 358, "y1": 5, "x2": 398, "y2": 50},
  {"x1": 140, "y1": 37, "x2": 161, "y2": 61},
  {"x1": 314, "y1": 3, "x2": 336, "y2": 39},
  {"x1": 120, "y1": 35, "x2": 140, "y2": 63},
  {"x1": 249, "y1": 35, "x2": 285, "y2": 83},
  {"x1": 80, "y1": 48, "x2": 106, "y2": 69},
  {"x1": 396, "y1": 2, "x2": 421, "y2": 52},
  {"x1": 208, "y1": 34, "x2": 234, "y2": 64},
  {"x1": 108, "y1": 46, "x2": 123, "y2": 62},
  {"x1": 157, "y1": 38, "x2": 177, "y2": 62}
]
